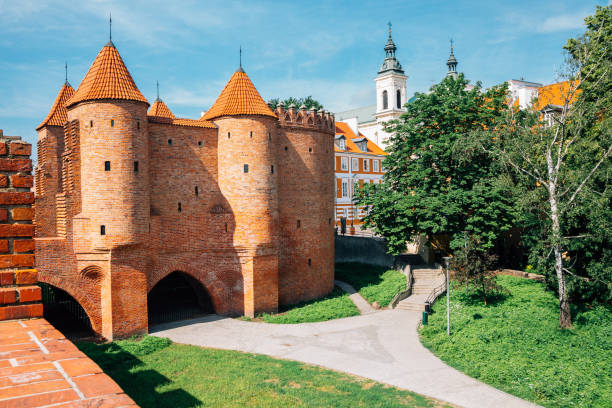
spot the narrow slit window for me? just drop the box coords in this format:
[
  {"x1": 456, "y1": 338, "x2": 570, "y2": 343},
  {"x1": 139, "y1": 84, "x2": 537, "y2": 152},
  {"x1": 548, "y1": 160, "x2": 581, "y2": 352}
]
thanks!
[
  {"x1": 110, "y1": 119, "x2": 114, "y2": 127},
  {"x1": 134, "y1": 161, "x2": 139, "y2": 172},
  {"x1": 224, "y1": 223, "x2": 228, "y2": 232},
  {"x1": 195, "y1": 186, "x2": 199, "y2": 196},
  {"x1": 137, "y1": 121, "x2": 140, "y2": 129},
  {"x1": 168, "y1": 139, "x2": 173, "y2": 145},
  {"x1": 244, "y1": 164, "x2": 248, "y2": 173},
  {"x1": 100, "y1": 225, "x2": 106, "y2": 235},
  {"x1": 90, "y1": 120, "x2": 93, "y2": 127},
  {"x1": 268, "y1": 132, "x2": 271, "y2": 141},
  {"x1": 309, "y1": 147, "x2": 312, "y2": 152},
  {"x1": 284, "y1": 146, "x2": 288, "y2": 151},
  {"x1": 198, "y1": 141, "x2": 202, "y2": 146},
  {"x1": 104, "y1": 161, "x2": 111, "y2": 171},
  {"x1": 178, "y1": 202, "x2": 182, "y2": 212},
  {"x1": 227, "y1": 132, "x2": 231, "y2": 139},
  {"x1": 328, "y1": 218, "x2": 331, "y2": 225},
  {"x1": 308, "y1": 258, "x2": 312, "y2": 267},
  {"x1": 297, "y1": 219, "x2": 301, "y2": 229},
  {"x1": 250, "y1": 131, "x2": 253, "y2": 138},
  {"x1": 271, "y1": 165, "x2": 274, "y2": 174}
]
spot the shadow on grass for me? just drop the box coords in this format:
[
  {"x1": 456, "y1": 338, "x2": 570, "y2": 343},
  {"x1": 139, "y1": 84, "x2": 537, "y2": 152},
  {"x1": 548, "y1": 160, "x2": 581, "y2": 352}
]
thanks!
[
  {"x1": 335, "y1": 262, "x2": 387, "y2": 291},
  {"x1": 77, "y1": 337, "x2": 202, "y2": 408},
  {"x1": 455, "y1": 289, "x2": 510, "y2": 307}
]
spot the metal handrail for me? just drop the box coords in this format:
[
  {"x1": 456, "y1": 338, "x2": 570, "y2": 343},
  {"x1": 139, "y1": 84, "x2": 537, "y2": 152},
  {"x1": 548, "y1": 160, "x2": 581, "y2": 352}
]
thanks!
[{"x1": 424, "y1": 272, "x2": 447, "y2": 310}]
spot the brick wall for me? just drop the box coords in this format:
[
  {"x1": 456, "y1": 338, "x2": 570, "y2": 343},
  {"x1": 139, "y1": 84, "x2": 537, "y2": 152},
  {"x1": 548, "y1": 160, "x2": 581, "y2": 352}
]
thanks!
[{"x1": 0, "y1": 130, "x2": 42, "y2": 321}]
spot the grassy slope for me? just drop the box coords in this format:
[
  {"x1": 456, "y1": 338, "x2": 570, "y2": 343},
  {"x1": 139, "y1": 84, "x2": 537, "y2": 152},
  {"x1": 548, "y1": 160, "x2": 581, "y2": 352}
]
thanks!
[
  {"x1": 261, "y1": 288, "x2": 359, "y2": 324},
  {"x1": 335, "y1": 263, "x2": 407, "y2": 307},
  {"x1": 78, "y1": 336, "x2": 449, "y2": 408},
  {"x1": 419, "y1": 275, "x2": 612, "y2": 408}
]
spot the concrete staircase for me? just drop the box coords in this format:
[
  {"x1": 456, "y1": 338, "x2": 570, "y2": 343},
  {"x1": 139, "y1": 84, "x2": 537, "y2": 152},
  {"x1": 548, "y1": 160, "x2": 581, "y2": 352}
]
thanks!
[{"x1": 395, "y1": 266, "x2": 445, "y2": 312}]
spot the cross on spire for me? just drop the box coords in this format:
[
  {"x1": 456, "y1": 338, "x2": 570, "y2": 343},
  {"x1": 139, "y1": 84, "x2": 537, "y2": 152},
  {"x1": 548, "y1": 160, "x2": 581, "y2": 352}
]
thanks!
[
  {"x1": 239, "y1": 45, "x2": 242, "y2": 68},
  {"x1": 156, "y1": 80, "x2": 160, "y2": 101},
  {"x1": 65, "y1": 62, "x2": 68, "y2": 84},
  {"x1": 109, "y1": 13, "x2": 112, "y2": 42}
]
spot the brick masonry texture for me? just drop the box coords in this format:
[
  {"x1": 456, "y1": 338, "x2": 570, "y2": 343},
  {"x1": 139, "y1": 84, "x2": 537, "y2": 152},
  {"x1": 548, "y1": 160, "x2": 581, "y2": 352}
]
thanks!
[
  {"x1": 35, "y1": 44, "x2": 336, "y2": 340},
  {"x1": 0, "y1": 133, "x2": 42, "y2": 320},
  {"x1": 0, "y1": 318, "x2": 137, "y2": 407}
]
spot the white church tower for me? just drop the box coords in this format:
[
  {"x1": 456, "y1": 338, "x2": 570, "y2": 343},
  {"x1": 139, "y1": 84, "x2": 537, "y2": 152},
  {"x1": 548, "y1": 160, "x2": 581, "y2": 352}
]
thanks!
[{"x1": 374, "y1": 22, "x2": 407, "y2": 145}]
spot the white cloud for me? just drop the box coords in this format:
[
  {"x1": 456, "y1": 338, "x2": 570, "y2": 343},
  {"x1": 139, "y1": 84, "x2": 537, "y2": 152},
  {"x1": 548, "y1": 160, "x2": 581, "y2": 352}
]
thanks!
[{"x1": 538, "y1": 13, "x2": 587, "y2": 33}]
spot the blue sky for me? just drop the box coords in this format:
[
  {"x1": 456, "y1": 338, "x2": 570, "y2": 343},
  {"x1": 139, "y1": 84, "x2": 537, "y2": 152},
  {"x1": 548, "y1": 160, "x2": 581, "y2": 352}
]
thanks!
[{"x1": 0, "y1": 0, "x2": 608, "y2": 152}]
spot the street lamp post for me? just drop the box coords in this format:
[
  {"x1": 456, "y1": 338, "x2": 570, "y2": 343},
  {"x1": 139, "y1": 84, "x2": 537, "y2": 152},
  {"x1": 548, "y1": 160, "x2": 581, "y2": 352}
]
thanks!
[{"x1": 442, "y1": 256, "x2": 451, "y2": 336}]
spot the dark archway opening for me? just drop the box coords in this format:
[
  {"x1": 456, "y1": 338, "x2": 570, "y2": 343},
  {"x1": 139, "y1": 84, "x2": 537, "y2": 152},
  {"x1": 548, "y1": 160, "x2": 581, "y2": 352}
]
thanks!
[
  {"x1": 39, "y1": 283, "x2": 94, "y2": 341},
  {"x1": 148, "y1": 271, "x2": 214, "y2": 326}
]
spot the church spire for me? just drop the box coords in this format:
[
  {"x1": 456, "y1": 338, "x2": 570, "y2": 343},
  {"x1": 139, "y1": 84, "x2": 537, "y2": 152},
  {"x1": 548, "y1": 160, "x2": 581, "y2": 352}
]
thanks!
[
  {"x1": 378, "y1": 22, "x2": 404, "y2": 75},
  {"x1": 446, "y1": 39, "x2": 458, "y2": 79}
]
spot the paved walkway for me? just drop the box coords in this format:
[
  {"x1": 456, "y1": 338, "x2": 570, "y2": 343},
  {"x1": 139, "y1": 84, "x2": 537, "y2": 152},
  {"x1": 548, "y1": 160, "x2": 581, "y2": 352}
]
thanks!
[
  {"x1": 334, "y1": 280, "x2": 376, "y2": 314},
  {"x1": 152, "y1": 310, "x2": 539, "y2": 408},
  {"x1": 0, "y1": 319, "x2": 136, "y2": 407}
]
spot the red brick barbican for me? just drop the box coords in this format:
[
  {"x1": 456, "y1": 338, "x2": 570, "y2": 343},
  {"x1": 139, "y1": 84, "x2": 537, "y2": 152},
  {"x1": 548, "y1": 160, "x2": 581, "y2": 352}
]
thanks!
[{"x1": 35, "y1": 42, "x2": 335, "y2": 339}]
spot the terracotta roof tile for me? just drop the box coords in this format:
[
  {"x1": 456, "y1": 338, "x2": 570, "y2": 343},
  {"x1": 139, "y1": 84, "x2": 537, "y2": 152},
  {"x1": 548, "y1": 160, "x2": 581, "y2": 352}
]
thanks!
[
  {"x1": 147, "y1": 116, "x2": 216, "y2": 129},
  {"x1": 36, "y1": 83, "x2": 75, "y2": 130},
  {"x1": 66, "y1": 41, "x2": 148, "y2": 108},
  {"x1": 202, "y1": 68, "x2": 276, "y2": 121},
  {"x1": 335, "y1": 122, "x2": 387, "y2": 156},
  {"x1": 534, "y1": 80, "x2": 578, "y2": 111},
  {"x1": 148, "y1": 99, "x2": 175, "y2": 119}
]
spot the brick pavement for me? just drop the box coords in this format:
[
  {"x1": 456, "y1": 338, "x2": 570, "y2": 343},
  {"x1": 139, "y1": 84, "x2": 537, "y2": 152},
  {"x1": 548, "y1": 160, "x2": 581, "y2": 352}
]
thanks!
[{"x1": 0, "y1": 318, "x2": 136, "y2": 407}]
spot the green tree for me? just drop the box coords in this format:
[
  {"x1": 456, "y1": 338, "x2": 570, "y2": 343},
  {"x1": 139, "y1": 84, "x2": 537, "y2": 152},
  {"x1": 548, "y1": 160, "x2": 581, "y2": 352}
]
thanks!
[
  {"x1": 268, "y1": 96, "x2": 323, "y2": 110},
  {"x1": 480, "y1": 5, "x2": 612, "y2": 328},
  {"x1": 356, "y1": 74, "x2": 517, "y2": 256}
]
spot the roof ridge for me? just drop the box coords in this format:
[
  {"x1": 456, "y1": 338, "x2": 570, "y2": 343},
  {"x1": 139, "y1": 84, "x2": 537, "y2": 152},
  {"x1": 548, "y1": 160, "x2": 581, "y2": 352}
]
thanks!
[
  {"x1": 37, "y1": 83, "x2": 75, "y2": 130},
  {"x1": 66, "y1": 42, "x2": 148, "y2": 108}
]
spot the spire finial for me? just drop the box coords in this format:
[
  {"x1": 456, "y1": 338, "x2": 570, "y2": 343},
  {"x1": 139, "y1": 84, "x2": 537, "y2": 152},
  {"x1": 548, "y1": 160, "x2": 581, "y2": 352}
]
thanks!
[
  {"x1": 65, "y1": 62, "x2": 68, "y2": 84},
  {"x1": 239, "y1": 45, "x2": 242, "y2": 68},
  {"x1": 109, "y1": 13, "x2": 112, "y2": 42},
  {"x1": 156, "y1": 80, "x2": 160, "y2": 101},
  {"x1": 388, "y1": 21, "x2": 392, "y2": 37},
  {"x1": 450, "y1": 38, "x2": 454, "y2": 54}
]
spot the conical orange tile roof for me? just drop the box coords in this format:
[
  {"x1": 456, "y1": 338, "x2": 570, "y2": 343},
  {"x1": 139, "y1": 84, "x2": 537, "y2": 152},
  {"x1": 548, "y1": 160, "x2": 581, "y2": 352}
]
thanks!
[
  {"x1": 202, "y1": 68, "x2": 276, "y2": 121},
  {"x1": 36, "y1": 82, "x2": 75, "y2": 130},
  {"x1": 66, "y1": 41, "x2": 148, "y2": 108},
  {"x1": 148, "y1": 99, "x2": 175, "y2": 119}
]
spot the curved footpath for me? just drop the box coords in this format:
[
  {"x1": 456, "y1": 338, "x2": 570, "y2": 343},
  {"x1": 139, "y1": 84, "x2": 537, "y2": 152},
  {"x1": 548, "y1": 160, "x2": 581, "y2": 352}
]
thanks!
[{"x1": 151, "y1": 310, "x2": 539, "y2": 408}]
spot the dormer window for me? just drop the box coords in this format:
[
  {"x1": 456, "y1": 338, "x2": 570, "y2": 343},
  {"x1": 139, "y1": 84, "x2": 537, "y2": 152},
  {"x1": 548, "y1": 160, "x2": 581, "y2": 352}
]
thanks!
[
  {"x1": 335, "y1": 135, "x2": 346, "y2": 150},
  {"x1": 354, "y1": 137, "x2": 368, "y2": 152},
  {"x1": 361, "y1": 141, "x2": 367, "y2": 152}
]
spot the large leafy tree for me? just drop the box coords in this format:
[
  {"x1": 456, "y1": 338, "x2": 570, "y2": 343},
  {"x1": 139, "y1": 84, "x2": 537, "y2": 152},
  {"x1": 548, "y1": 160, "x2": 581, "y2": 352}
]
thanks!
[
  {"x1": 356, "y1": 74, "x2": 517, "y2": 255},
  {"x1": 268, "y1": 96, "x2": 323, "y2": 110},
  {"x1": 479, "y1": 5, "x2": 612, "y2": 328}
]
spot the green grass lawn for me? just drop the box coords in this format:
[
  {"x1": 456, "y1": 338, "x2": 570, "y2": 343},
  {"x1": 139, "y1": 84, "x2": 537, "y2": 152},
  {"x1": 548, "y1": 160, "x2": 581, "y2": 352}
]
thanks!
[
  {"x1": 258, "y1": 288, "x2": 359, "y2": 324},
  {"x1": 419, "y1": 275, "x2": 612, "y2": 408},
  {"x1": 78, "y1": 336, "x2": 450, "y2": 408},
  {"x1": 335, "y1": 262, "x2": 407, "y2": 307}
]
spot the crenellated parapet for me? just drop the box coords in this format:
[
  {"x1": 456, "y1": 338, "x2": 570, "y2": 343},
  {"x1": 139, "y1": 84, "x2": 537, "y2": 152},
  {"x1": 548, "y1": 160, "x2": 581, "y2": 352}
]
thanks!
[{"x1": 274, "y1": 102, "x2": 335, "y2": 135}]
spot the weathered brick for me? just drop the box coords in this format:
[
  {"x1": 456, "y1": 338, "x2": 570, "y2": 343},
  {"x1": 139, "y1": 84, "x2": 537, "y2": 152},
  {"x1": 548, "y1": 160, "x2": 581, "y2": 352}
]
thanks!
[
  {"x1": 0, "y1": 224, "x2": 34, "y2": 237},
  {"x1": 0, "y1": 240, "x2": 8, "y2": 253},
  {"x1": 0, "y1": 175, "x2": 7, "y2": 188},
  {"x1": 10, "y1": 174, "x2": 33, "y2": 188},
  {"x1": 0, "y1": 192, "x2": 34, "y2": 205},
  {"x1": 14, "y1": 269, "x2": 37, "y2": 285},
  {"x1": 0, "y1": 159, "x2": 32, "y2": 172},
  {"x1": 8, "y1": 142, "x2": 31, "y2": 156},
  {"x1": 0, "y1": 271, "x2": 13, "y2": 285},
  {"x1": 0, "y1": 303, "x2": 42, "y2": 320},
  {"x1": 0, "y1": 288, "x2": 17, "y2": 305},
  {"x1": 0, "y1": 209, "x2": 7, "y2": 222},
  {"x1": 13, "y1": 239, "x2": 34, "y2": 252},
  {"x1": 17, "y1": 286, "x2": 41, "y2": 302},
  {"x1": 12, "y1": 207, "x2": 34, "y2": 221},
  {"x1": 0, "y1": 142, "x2": 6, "y2": 156},
  {"x1": 0, "y1": 255, "x2": 34, "y2": 269}
]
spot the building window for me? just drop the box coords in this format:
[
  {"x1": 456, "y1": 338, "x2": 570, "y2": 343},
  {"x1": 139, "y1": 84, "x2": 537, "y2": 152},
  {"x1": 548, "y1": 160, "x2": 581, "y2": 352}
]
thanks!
[
  {"x1": 110, "y1": 119, "x2": 114, "y2": 127},
  {"x1": 338, "y1": 138, "x2": 346, "y2": 150},
  {"x1": 360, "y1": 141, "x2": 367, "y2": 152},
  {"x1": 309, "y1": 147, "x2": 312, "y2": 152},
  {"x1": 227, "y1": 132, "x2": 231, "y2": 139},
  {"x1": 308, "y1": 258, "x2": 312, "y2": 267},
  {"x1": 352, "y1": 158, "x2": 359, "y2": 171},
  {"x1": 341, "y1": 180, "x2": 348, "y2": 197},
  {"x1": 363, "y1": 159, "x2": 369, "y2": 171},
  {"x1": 285, "y1": 146, "x2": 288, "y2": 151},
  {"x1": 268, "y1": 132, "x2": 272, "y2": 141},
  {"x1": 250, "y1": 131, "x2": 253, "y2": 138},
  {"x1": 168, "y1": 139, "x2": 172, "y2": 145},
  {"x1": 134, "y1": 161, "x2": 139, "y2": 172},
  {"x1": 341, "y1": 157, "x2": 348, "y2": 171},
  {"x1": 271, "y1": 165, "x2": 274, "y2": 174},
  {"x1": 297, "y1": 219, "x2": 301, "y2": 228},
  {"x1": 104, "y1": 161, "x2": 111, "y2": 171},
  {"x1": 382, "y1": 90, "x2": 388, "y2": 110},
  {"x1": 178, "y1": 202, "x2": 182, "y2": 212},
  {"x1": 90, "y1": 120, "x2": 93, "y2": 127},
  {"x1": 396, "y1": 90, "x2": 401, "y2": 109},
  {"x1": 373, "y1": 160, "x2": 379, "y2": 172},
  {"x1": 224, "y1": 223, "x2": 228, "y2": 232},
  {"x1": 198, "y1": 141, "x2": 202, "y2": 146},
  {"x1": 100, "y1": 225, "x2": 106, "y2": 235},
  {"x1": 328, "y1": 218, "x2": 331, "y2": 225},
  {"x1": 343, "y1": 208, "x2": 348, "y2": 218},
  {"x1": 244, "y1": 164, "x2": 248, "y2": 173},
  {"x1": 137, "y1": 121, "x2": 140, "y2": 129},
  {"x1": 195, "y1": 186, "x2": 199, "y2": 196}
]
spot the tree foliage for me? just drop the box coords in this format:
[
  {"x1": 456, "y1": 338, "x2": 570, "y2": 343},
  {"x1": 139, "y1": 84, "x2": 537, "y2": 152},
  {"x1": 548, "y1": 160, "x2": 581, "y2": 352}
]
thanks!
[
  {"x1": 356, "y1": 74, "x2": 517, "y2": 255},
  {"x1": 268, "y1": 96, "x2": 323, "y2": 110}
]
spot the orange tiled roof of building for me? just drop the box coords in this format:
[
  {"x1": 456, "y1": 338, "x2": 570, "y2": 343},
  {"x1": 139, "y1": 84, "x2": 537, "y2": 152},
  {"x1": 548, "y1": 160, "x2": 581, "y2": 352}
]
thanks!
[
  {"x1": 201, "y1": 68, "x2": 276, "y2": 121},
  {"x1": 66, "y1": 41, "x2": 148, "y2": 108},
  {"x1": 36, "y1": 83, "x2": 75, "y2": 130},
  {"x1": 148, "y1": 99, "x2": 175, "y2": 119},
  {"x1": 533, "y1": 80, "x2": 579, "y2": 111},
  {"x1": 335, "y1": 121, "x2": 387, "y2": 156}
]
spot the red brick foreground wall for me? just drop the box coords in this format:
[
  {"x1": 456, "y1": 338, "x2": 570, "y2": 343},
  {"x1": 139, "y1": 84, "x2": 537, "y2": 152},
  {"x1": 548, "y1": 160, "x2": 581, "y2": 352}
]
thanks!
[{"x1": 0, "y1": 130, "x2": 42, "y2": 321}]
